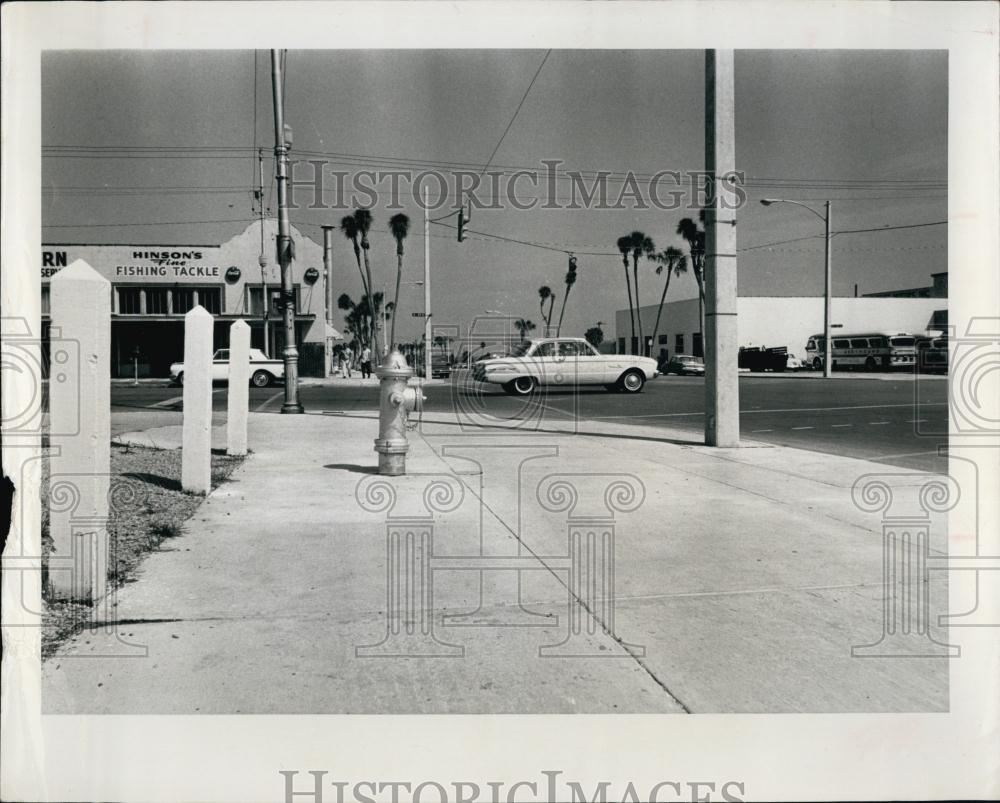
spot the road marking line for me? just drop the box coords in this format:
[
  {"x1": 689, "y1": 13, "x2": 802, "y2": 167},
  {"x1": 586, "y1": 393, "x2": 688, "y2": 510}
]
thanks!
[
  {"x1": 588, "y1": 401, "x2": 947, "y2": 420},
  {"x1": 791, "y1": 426, "x2": 814, "y2": 430},
  {"x1": 869, "y1": 421, "x2": 891, "y2": 425},
  {"x1": 254, "y1": 389, "x2": 286, "y2": 412},
  {"x1": 907, "y1": 419, "x2": 929, "y2": 423},
  {"x1": 869, "y1": 450, "x2": 947, "y2": 461},
  {"x1": 750, "y1": 429, "x2": 773, "y2": 433},
  {"x1": 152, "y1": 395, "x2": 183, "y2": 408},
  {"x1": 830, "y1": 423, "x2": 852, "y2": 428}
]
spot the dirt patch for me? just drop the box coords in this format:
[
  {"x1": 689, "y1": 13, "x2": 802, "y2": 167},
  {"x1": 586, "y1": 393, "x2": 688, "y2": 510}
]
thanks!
[{"x1": 41, "y1": 444, "x2": 244, "y2": 658}]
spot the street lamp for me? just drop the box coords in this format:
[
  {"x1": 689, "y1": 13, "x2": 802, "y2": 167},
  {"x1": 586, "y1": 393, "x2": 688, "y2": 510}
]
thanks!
[{"x1": 760, "y1": 198, "x2": 833, "y2": 378}]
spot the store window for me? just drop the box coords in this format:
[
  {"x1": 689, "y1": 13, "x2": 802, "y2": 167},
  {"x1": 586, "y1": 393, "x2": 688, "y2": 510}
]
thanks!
[
  {"x1": 693, "y1": 332, "x2": 703, "y2": 357},
  {"x1": 118, "y1": 287, "x2": 142, "y2": 315},
  {"x1": 172, "y1": 288, "x2": 195, "y2": 314},
  {"x1": 658, "y1": 334, "x2": 669, "y2": 345},
  {"x1": 146, "y1": 288, "x2": 169, "y2": 315},
  {"x1": 675, "y1": 333, "x2": 684, "y2": 354},
  {"x1": 199, "y1": 288, "x2": 222, "y2": 315},
  {"x1": 42, "y1": 286, "x2": 50, "y2": 315}
]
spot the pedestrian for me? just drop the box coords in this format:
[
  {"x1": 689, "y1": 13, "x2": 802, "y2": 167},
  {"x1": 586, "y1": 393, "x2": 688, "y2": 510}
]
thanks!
[
  {"x1": 332, "y1": 345, "x2": 343, "y2": 377},
  {"x1": 341, "y1": 345, "x2": 354, "y2": 378},
  {"x1": 360, "y1": 345, "x2": 372, "y2": 379}
]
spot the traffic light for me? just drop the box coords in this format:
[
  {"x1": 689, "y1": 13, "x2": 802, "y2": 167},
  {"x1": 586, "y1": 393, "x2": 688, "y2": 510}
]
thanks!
[
  {"x1": 457, "y1": 201, "x2": 471, "y2": 242},
  {"x1": 568, "y1": 255, "x2": 577, "y2": 272}
]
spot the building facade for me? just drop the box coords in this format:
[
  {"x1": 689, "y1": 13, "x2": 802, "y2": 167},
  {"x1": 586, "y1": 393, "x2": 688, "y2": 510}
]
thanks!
[
  {"x1": 616, "y1": 295, "x2": 947, "y2": 364},
  {"x1": 42, "y1": 220, "x2": 331, "y2": 378},
  {"x1": 863, "y1": 271, "x2": 948, "y2": 298}
]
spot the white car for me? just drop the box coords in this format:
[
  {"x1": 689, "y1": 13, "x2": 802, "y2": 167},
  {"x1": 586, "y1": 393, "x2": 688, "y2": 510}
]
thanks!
[
  {"x1": 170, "y1": 348, "x2": 284, "y2": 388},
  {"x1": 472, "y1": 337, "x2": 659, "y2": 395}
]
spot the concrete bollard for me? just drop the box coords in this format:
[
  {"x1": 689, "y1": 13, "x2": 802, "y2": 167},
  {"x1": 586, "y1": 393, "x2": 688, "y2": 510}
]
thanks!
[
  {"x1": 227, "y1": 320, "x2": 250, "y2": 456},
  {"x1": 181, "y1": 305, "x2": 214, "y2": 494},
  {"x1": 49, "y1": 260, "x2": 110, "y2": 601}
]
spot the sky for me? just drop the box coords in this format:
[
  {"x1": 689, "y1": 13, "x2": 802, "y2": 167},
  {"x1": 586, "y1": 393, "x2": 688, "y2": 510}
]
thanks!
[{"x1": 41, "y1": 49, "x2": 947, "y2": 343}]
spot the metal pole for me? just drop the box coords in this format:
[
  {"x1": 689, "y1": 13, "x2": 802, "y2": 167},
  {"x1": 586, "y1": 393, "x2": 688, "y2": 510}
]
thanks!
[
  {"x1": 823, "y1": 201, "x2": 833, "y2": 379},
  {"x1": 271, "y1": 49, "x2": 302, "y2": 413},
  {"x1": 704, "y1": 49, "x2": 740, "y2": 447},
  {"x1": 258, "y1": 150, "x2": 270, "y2": 357},
  {"x1": 423, "y1": 185, "x2": 432, "y2": 382},
  {"x1": 322, "y1": 225, "x2": 335, "y2": 376}
]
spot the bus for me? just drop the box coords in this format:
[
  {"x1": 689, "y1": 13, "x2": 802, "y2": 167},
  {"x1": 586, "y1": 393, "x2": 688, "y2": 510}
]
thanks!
[
  {"x1": 803, "y1": 332, "x2": 893, "y2": 371},
  {"x1": 915, "y1": 334, "x2": 948, "y2": 373}
]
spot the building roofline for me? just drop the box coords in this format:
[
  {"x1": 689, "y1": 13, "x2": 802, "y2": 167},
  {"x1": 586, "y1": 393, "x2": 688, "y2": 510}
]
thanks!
[{"x1": 43, "y1": 243, "x2": 221, "y2": 248}]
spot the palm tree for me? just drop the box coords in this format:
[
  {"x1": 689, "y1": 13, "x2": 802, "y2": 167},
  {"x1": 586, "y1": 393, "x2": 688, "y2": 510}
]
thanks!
[
  {"x1": 677, "y1": 210, "x2": 706, "y2": 355},
  {"x1": 538, "y1": 285, "x2": 556, "y2": 333},
  {"x1": 647, "y1": 245, "x2": 688, "y2": 356},
  {"x1": 514, "y1": 318, "x2": 536, "y2": 342},
  {"x1": 556, "y1": 260, "x2": 578, "y2": 336},
  {"x1": 338, "y1": 291, "x2": 392, "y2": 353},
  {"x1": 388, "y1": 212, "x2": 410, "y2": 350},
  {"x1": 353, "y1": 209, "x2": 379, "y2": 354},
  {"x1": 616, "y1": 235, "x2": 636, "y2": 353},
  {"x1": 340, "y1": 214, "x2": 374, "y2": 348},
  {"x1": 584, "y1": 325, "x2": 604, "y2": 349},
  {"x1": 628, "y1": 231, "x2": 655, "y2": 355}
]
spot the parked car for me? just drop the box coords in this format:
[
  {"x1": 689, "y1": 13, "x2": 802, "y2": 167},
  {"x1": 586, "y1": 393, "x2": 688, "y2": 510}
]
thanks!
[
  {"x1": 786, "y1": 352, "x2": 804, "y2": 371},
  {"x1": 170, "y1": 348, "x2": 283, "y2": 387},
  {"x1": 473, "y1": 337, "x2": 658, "y2": 395},
  {"x1": 662, "y1": 355, "x2": 705, "y2": 376}
]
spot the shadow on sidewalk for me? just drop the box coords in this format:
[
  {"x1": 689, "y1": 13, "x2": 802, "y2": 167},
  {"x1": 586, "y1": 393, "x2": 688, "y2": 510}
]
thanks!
[{"x1": 323, "y1": 463, "x2": 380, "y2": 475}]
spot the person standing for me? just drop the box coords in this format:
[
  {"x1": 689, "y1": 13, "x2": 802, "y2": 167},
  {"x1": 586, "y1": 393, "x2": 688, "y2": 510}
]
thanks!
[
  {"x1": 342, "y1": 344, "x2": 354, "y2": 378},
  {"x1": 360, "y1": 345, "x2": 372, "y2": 379}
]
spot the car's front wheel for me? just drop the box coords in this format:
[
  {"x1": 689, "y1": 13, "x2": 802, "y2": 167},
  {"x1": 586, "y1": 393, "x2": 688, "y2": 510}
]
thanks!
[
  {"x1": 618, "y1": 369, "x2": 645, "y2": 393},
  {"x1": 176, "y1": 372, "x2": 184, "y2": 386},
  {"x1": 251, "y1": 370, "x2": 273, "y2": 388}
]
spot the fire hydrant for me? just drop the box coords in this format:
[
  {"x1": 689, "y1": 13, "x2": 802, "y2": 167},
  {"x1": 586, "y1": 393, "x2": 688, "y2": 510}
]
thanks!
[{"x1": 374, "y1": 348, "x2": 424, "y2": 476}]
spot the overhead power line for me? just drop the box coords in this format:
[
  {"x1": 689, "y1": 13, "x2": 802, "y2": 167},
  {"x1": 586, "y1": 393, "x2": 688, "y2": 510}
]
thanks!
[
  {"x1": 478, "y1": 50, "x2": 551, "y2": 177},
  {"x1": 41, "y1": 144, "x2": 946, "y2": 191}
]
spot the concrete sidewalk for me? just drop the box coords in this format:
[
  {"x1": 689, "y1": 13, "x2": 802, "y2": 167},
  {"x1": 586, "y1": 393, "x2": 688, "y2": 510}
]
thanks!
[{"x1": 43, "y1": 406, "x2": 950, "y2": 714}]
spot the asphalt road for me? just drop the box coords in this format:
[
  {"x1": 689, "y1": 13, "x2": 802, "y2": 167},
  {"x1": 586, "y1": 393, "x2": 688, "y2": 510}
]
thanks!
[{"x1": 103, "y1": 374, "x2": 949, "y2": 473}]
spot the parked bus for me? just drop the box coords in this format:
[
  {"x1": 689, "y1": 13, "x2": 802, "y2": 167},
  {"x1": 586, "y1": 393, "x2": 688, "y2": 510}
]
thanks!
[
  {"x1": 886, "y1": 333, "x2": 920, "y2": 370},
  {"x1": 915, "y1": 334, "x2": 948, "y2": 373},
  {"x1": 803, "y1": 332, "x2": 892, "y2": 371}
]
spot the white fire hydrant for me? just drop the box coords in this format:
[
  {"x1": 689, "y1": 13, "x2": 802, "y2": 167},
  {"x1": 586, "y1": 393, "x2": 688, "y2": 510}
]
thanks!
[{"x1": 374, "y1": 349, "x2": 424, "y2": 476}]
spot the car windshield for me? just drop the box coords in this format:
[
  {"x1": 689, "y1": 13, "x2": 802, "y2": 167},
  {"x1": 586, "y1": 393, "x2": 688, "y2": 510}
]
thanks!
[
  {"x1": 509, "y1": 342, "x2": 533, "y2": 357},
  {"x1": 891, "y1": 337, "x2": 916, "y2": 347}
]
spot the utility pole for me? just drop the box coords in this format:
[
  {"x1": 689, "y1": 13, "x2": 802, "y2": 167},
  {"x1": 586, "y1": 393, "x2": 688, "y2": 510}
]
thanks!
[
  {"x1": 823, "y1": 200, "x2": 833, "y2": 378},
  {"x1": 423, "y1": 185, "x2": 432, "y2": 383},
  {"x1": 271, "y1": 49, "x2": 302, "y2": 413},
  {"x1": 704, "y1": 49, "x2": 739, "y2": 447},
  {"x1": 257, "y1": 148, "x2": 269, "y2": 357},
  {"x1": 322, "y1": 225, "x2": 335, "y2": 376}
]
